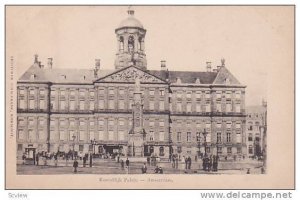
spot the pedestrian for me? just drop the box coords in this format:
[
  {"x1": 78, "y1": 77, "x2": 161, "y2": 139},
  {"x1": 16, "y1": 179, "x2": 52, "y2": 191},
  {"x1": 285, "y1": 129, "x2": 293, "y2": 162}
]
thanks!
[
  {"x1": 65, "y1": 154, "x2": 69, "y2": 166},
  {"x1": 247, "y1": 168, "x2": 251, "y2": 174},
  {"x1": 188, "y1": 156, "x2": 192, "y2": 170},
  {"x1": 172, "y1": 156, "x2": 175, "y2": 168},
  {"x1": 125, "y1": 158, "x2": 130, "y2": 174},
  {"x1": 54, "y1": 154, "x2": 58, "y2": 167},
  {"x1": 89, "y1": 153, "x2": 93, "y2": 167},
  {"x1": 147, "y1": 156, "x2": 150, "y2": 165},
  {"x1": 159, "y1": 167, "x2": 163, "y2": 174},
  {"x1": 121, "y1": 159, "x2": 124, "y2": 169},
  {"x1": 154, "y1": 166, "x2": 159, "y2": 173},
  {"x1": 117, "y1": 154, "x2": 120, "y2": 163},
  {"x1": 202, "y1": 157, "x2": 206, "y2": 171},
  {"x1": 36, "y1": 153, "x2": 39, "y2": 166},
  {"x1": 185, "y1": 157, "x2": 188, "y2": 170},
  {"x1": 141, "y1": 163, "x2": 147, "y2": 174},
  {"x1": 22, "y1": 154, "x2": 26, "y2": 165},
  {"x1": 83, "y1": 156, "x2": 86, "y2": 167},
  {"x1": 73, "y1": 159, "x2": 78, "y2": 173},
  {"x1": 175, "y1": 156, "x2": 179, "y2": 169}
]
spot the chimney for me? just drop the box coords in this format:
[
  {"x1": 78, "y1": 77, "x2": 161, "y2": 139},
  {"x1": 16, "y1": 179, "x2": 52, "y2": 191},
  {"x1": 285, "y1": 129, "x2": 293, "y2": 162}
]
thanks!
[
  {"x1": 34, "y1": 54, "x2": 39, "y2": 64},
  {"x1": 47, "y1": 58, "x2": 53, "y2": 69},
  {"x1": 206, "y1": 62, "x2": 212, "y2": 72},
  {"x1": 161, "y1": 60, "x2": 166, "y2": 71}
]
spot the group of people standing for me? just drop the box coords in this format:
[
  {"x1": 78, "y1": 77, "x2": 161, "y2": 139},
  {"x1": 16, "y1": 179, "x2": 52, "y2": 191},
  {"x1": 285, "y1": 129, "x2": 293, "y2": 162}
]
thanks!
[{"x1": 202, "y1": 155, "x2": 219, "y2": 172}]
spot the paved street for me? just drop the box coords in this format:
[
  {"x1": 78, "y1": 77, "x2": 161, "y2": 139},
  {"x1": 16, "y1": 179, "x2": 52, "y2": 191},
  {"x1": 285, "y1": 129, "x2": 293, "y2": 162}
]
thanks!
[{"x1": 17, "y1": 158, "x2": 264, "y2": 175}]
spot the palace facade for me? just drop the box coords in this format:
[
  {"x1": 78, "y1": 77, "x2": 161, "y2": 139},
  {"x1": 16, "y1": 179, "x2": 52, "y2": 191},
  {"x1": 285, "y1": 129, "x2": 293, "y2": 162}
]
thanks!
[{"x1": 17, "y1": 9, "x2": 247, "y2": 159}]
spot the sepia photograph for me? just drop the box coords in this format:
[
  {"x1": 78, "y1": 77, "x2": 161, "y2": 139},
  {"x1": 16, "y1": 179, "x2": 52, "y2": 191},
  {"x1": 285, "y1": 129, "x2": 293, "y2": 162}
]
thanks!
[{"x1": 5, "y1": 5, "x2": 294, "y2": 189}]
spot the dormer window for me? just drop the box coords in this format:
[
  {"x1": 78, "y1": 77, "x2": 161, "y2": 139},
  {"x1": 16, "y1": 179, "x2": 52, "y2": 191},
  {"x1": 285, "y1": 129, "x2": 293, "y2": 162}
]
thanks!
[{"x1": 30, "y1": 74, "x2": 36, "y2": 80}]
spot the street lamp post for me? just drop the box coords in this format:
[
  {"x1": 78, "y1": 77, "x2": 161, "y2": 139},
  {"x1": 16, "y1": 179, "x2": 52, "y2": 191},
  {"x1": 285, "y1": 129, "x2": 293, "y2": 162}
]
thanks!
[
  {"x1": 91, "y1": 139, "x2": 96, "y2": 156},
  {"x1": 196, "y1": 132, "x2": 201, "y2": 158},
  {"x1": 72, "y1": 135, "x2": 76, "y2": 160},
  {"x1": 202, "y1": 129, "x2": 208, "y2": 157}
]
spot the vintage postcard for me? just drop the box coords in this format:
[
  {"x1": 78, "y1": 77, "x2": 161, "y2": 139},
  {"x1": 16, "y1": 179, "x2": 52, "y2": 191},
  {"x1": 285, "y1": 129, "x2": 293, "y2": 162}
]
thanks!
[{"x1": 5, "y1": 5, "x2": 294, "y2": 189}]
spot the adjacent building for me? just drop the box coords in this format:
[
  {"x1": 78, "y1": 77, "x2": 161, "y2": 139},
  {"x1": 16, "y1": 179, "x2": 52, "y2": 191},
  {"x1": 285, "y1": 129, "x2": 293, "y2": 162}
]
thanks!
[
  {"x1": 17, "y1": 8, "x2": 247, "y2": 160},
  {"x1": 246, "y1": 100, "x2": 267, "y2": 158}
]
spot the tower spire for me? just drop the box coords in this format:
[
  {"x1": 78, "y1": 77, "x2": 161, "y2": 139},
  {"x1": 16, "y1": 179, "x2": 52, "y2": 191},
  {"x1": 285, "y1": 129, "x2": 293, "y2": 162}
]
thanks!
[{"x1": 127, "y1": 6, "x2": 134, "y2": 16}]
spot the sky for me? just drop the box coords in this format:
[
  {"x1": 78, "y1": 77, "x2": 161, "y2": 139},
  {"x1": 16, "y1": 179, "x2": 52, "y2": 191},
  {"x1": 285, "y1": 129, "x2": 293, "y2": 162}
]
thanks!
[{"x1": 6, "y1": 6, "x2": 294, "y2": 106}]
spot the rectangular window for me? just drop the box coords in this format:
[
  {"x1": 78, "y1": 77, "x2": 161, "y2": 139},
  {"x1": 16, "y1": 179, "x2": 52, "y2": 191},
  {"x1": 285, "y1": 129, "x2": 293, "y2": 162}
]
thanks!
[
  {"x1": 89, "y1": 121, "x2": 95, "y2": 127},
  {"x1": 206, "y1": 133, "x2": 211, "y2": 143},
  {"x1": 119, "y1": 119, "x2": 125, "y2": 126},
  {"x1": 98, "y1": 100, "x2": 105, "y2": 109},
  {"x1": 89, "y1": 101, "x2": 94, "y2": 110},
  {"x1": 108, "y1": 131, "x2": 114, "y2": 140},
  {"x1": 99, "y1": 131, "x2": 104, "y2": 140},
  {"x1": 216, "y1": 91, "x2": 222, "y2": 99},
  {"x1": 89, "y1": 131, "x2": 95, "y2": 140},
  {"x1": 187, "y1": 132, "x2": 191, "y2": 142},
  {"x1": 79, "y1": 145, "x2": 84, "y2": 152},
  {"x1": 159, "y1": 132, "x2": 164, "y2": 141},
  {"x1": 149, "y1": 90, "x2": 155, "y2": 96},
  {"x1": 205, "y1": 92, "x2": 210, "y2": 99},
  {"x1": 236, "y1": 133, "x2": 241, "y2": 143},
  {"x1": 50, "y1": 130, "x2": 55, "y2": 140},
  {"x1": 226, "y1": 132, "x2": 231, "y2": 143},
  {"x1": 69, "y1": 131, "x2": 75, "y2": 141},
  {"x1": 98, "y1": 120, "x2": 104, "y2": 126},
  {"x1": 79, "y1": 121, "x2": 85, "y2": 126},
  {"x1": 18, "y1": 118, "x2": 25, "y2": 126},
  {"x1": 59, "y1": 130, "x2": 65, "y2": 141},
  {"x1": 149, "y1": 121, "x2": 155, "y2": 127},
  {"x1": 159, "y1": 101, "x2": 164, "y2": 111},
  {"x1": 196, "y1": 103, "x2": 201, "y2": 112},
  {"x1": 196, "y1": 92, "x2": 201, "y2": 99},
  {"x1": 177, "y1": 92, "x2": 182, "y2": 98},
  {"x1": 29, "y1": 99, "x2": 35, "y2": 109},
  {"x1": 186, "y1": 102, "x2": 192, "y2": 112},
  {"x1": 237, "y1": 147, "x2": 242, "y2": 154},
  {"x1": 128, "y1": 99, "x2": 133, "y2": 110},
  {"x1": 60, "y1": 100, "x2": 65, "y2": 110},
  {"x1": 217, "y1": 132, "x2": 222, "y2": 143},
  {"x1": 108, "y1": 120, "x2": 114, "y2": 126},
  {"x1": 149, "y1": 101, "x2": 155, "y2": 110},
  {"x1": 159, "y1": 121, "x2": 164, "y2": 127},
  {"x1": 39, "y1": 100, "x2": 45, "y2": 110},
  {"x1": 217, "y1": 147, "x2": 222, "y2": 154},
  {"x1": 70, "y1": 90, "x2": 75, "y2": 96},
  {"x1": 19, "y1": 99, "x2": 25, "y2": 109},
  {"x1": 109, "y1": 89, "x2": 114, "y2": 95},
  {"x1": 205, "y1": 123, "x2": 211, "y2": 131},
  {"x1": 79, "y1": 131, "x2": 85, "y2": 141},
  {"x1": 177, "y1": 132, "x2": 181, "y2": 141},
  {"x1": 160, "y1": 90, "x2": 165, "y2": 96},
  {"x1": 217, "y1": 122, "x2": 222, "y2": 128},
  {"x1": 249, "y1": 145, "x2": 253, "y2": 154},
  {"x1": 70, "y1": 101, "x2": 75, "y2": 110},
  {"x1": 236, "y1": 123, "x2": 241, "y2": 129},
  {"x1": 18, "y1": 130, "x2": 24, "y2": 140},
  {"x1": 89, "y1": 91, "x2": 95, "y2": 97},
  {"x1": 227, "y1": 147, "x2": 232, "y2": 154},
  {"x1": 119, "y1": 89, "x2": 124, "y2": 95},
  {"x1": 108, "y1": 100, "x2": 114, "y2": 109},
  {"x1": 216, "y1": 102, "x2": 221, "y2": 112},
  {"x1": 119, "y1": 131, "x2": 124, "y2": 140},
  {"x1": 149, "y1": 131, "x2": 154, "y2": 141},
  {"x1": 38, "y1": 118, "x2": 44, "y2": 126},
  {"x1": 79, "y1": 90, "x2": 85, "y2": 96},
  {"x1": 29, "y1": 89, "x2": 35, "y2": 95},
  {"x1": 50, "y1": 119, "x2": 55, "y2": 126},
  {"x1": 119, "y1": 100, "x2": 125, "y2": 109},
  {"x1": 28, "y1": 118, "x2": 34, "y2": 126},
  {"x1": 186, "y1": 92, "x2": 192, "y2": 99},
  {"x1": 60, "y1": 120, "x2": 65, "y2": 126},
  {"x1": 18, "y1": 144, "x2": 23, "y2": 151},
  {"x1": 70, "y1": 120, "x2": 75, "y2": 127},
  {"x1": 235, "y1": 91, "x2": 241, "y2": 99},
  {"x1": 28, "y1": 130, "x2": 35, "y2": 141},
  {"x1": 226, "y1": 122, "x2": 232, "y2": 129},
  {"x1": 226, "y1": 91, "x2": 232, "y2": 99},
  {"x1": 19, "y1": 89, "x2": 25, "y2": 95},
  {"x1": 98, "y1": 89, "x2": 104, "y2": 95},
  {"x1": 79, "y1": 101, "x2": 85, "y2": 110},
  {"x1": 177, "y1": 102, "x2": 182, "y2": 112},
  {"x1": 236, "y1": 104, "x2": 241, "y2": 112},
  {"x1": 226, "y1": 102, "x2": 232, "y2": 112},
  {"x1": 205, "y1": 102, "x2": 210, "y2": 112}
]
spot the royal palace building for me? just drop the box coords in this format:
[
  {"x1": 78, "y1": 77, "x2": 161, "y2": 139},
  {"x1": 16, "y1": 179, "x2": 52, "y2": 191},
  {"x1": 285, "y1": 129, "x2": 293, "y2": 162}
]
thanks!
[{"x1": 17, "y1": 9, "x2": 247, "y2": 159}]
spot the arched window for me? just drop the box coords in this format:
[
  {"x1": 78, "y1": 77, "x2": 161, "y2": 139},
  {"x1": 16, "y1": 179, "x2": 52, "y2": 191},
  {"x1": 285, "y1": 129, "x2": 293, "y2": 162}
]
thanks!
[
  {"x1": 128, "y1": 35, "x2": 134, "y2": 53},
  {"x1": 159, "y1": 146, "x2": 164, "y2": 156},
  {"x1": 119, "y1": 36, "x2": 124, "y2": 51}
]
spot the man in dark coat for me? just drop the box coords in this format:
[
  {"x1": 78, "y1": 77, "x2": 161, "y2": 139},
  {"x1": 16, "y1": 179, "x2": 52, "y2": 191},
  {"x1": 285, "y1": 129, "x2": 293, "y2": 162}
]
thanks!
[
  {"x1": 36, "y1": 153, "x2": 39, "y2": 166},
  {"x1": 141, "y1": 163, "x2": 147, "y2": 174},
  {"x1": 73, "y1": 159, "x2": 78, "y2": 173},
  {"x1": 125, "y1": 158, "x2": 130, "y2": 173},
  {"x1": 83, "y1": 156, "x2": 86, "y2": 167},
  {"x1": 188, "y1": 156, "x2": 192, "y2": 170},
  {"x1": 89, "y1": 153, "x2": 93, "y2": 167}
]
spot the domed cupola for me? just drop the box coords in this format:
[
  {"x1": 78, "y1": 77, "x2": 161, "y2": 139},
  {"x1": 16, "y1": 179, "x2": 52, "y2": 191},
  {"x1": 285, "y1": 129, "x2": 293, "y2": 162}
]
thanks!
[{"x1": 115, "y1": 8, "x2": 147, "y2": 70}]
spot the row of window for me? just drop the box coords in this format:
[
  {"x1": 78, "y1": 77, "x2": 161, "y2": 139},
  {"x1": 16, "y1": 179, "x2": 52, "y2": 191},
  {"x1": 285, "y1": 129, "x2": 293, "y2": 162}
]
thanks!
[
  {"x1": 18, "y1": 88, "x2": 242, "y2": 101},
  {"x1": 176, "y1": 132, "x2": 241, "y2": 143},
  {"x1": 176, "y1": 146, "x2": 242, "y2": 155},
  {"x1": 17, "y1": 129, "x2": 167, "y2": 142}
]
